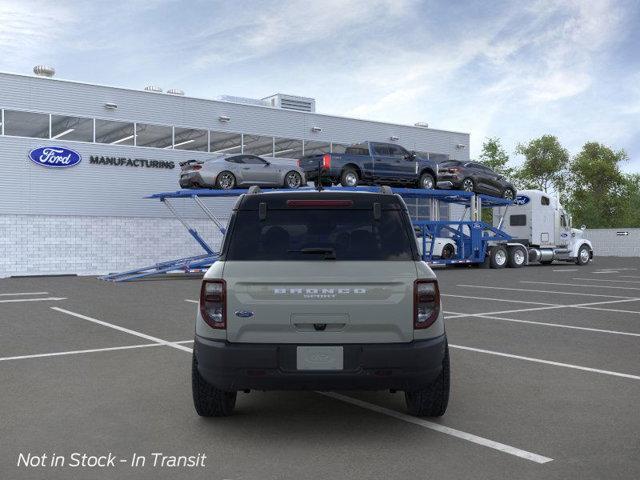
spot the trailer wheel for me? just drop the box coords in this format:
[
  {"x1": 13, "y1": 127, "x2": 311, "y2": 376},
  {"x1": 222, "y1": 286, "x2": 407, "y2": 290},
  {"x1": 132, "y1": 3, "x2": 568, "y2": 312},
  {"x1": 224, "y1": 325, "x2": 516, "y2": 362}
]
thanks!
[
  {"x1": 576, "y1": 245, "x2": 591, "y2": 265},
  {"x1": 489, "y1": 245, "x2": 508, "y2": 269},
  {"x1": 507, "y1": 246, "x2": 526, "y2": 268}
]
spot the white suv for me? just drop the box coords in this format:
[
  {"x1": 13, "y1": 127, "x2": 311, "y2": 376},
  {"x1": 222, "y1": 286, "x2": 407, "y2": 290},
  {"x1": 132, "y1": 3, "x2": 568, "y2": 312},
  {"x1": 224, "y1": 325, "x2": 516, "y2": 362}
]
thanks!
[{"x1": 192, "y1": 188, "x2": 449, "y2": 417}]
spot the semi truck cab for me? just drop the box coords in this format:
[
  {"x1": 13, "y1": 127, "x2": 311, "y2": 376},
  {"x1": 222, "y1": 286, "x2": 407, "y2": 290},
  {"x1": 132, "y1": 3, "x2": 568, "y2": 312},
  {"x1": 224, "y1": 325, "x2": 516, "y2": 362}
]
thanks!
[{"x1": 496, "y1": 190, "x2": 593, "y2": 265}]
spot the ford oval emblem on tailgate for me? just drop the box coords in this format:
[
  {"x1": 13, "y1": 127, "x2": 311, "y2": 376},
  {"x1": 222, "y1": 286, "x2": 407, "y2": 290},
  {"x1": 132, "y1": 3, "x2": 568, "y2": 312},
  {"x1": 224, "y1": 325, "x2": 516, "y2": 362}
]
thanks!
[
  {"x1": 28, "y1": 146, "x2": 82, "y2": 168},
  {"x1": 235, "y1": 310, "x2": 254, "y2": 318}
]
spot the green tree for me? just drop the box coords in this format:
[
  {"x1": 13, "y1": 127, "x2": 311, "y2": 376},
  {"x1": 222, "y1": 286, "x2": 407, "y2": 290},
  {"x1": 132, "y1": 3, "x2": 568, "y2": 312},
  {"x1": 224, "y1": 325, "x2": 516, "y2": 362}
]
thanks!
[
  {"x1": 515, "y1": 135, "x2": 569, "y2": 193},
  {"x1": 566, "y1": 142, "x2": 628, "y2": 228},
  {"x1": 478, "y1": 137, "x2": 515, "y2": 178}
]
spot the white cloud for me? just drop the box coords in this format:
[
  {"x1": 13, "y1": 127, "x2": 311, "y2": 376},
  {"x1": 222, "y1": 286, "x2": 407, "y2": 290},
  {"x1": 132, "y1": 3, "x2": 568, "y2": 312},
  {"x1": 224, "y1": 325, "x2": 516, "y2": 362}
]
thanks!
[{"x1": 0, "y1": 1, "x2": 76, "y2": 68}]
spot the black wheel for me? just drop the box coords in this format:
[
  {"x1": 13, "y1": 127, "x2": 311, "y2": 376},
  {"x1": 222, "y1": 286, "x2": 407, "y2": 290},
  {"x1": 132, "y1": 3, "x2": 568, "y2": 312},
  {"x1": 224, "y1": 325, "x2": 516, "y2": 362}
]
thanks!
[
  {"x1": 507, "y1": 246, "x2": 526, "y2": 268},
  {"x1": 405, "y1": 343, "x2": 450, "y2": 417},
  {"x1": 441, "y1": 243, "x2": 455, "y2": 260},
  {"x1": 489, "y1": 245, "x2": 508, "y2": 269},
  {"x1": 419, "y1": 172, "x2": 435, "y2": 190},
  {"x1": 502, "y1": 188, "x2": 515, "y2": 200},
  {"x1": 192, "y1": 354, "x2": 237, "y2": 417},
  {"x1": 340, "y1": 168, "x2": 359, "y2": 187},
  {"x1": 284, "y1": 171, "x2": 302, "y2": 189},
  {"x1": 576, "y1": 245, "x2": 591, "y2": 265},
  {"x1": 461, "y1": 178, "x2": 475, "y2": 192},
  {"x1": 215, "y1": 171, "x2": 236, "y2": 190}
]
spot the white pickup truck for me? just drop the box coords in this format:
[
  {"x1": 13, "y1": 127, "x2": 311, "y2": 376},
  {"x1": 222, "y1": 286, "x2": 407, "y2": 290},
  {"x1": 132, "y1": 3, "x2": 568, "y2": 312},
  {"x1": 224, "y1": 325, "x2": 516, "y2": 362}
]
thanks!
[{"x1": 192, "y1": 187, "x2": 449, "y2": 417}]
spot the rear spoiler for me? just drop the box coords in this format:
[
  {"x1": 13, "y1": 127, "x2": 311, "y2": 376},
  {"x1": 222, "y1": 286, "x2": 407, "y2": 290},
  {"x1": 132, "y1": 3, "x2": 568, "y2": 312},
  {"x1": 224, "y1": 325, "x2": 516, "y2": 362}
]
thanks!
[{"x1": 179, "y1": 159, "x2": 204, "y2": 167}]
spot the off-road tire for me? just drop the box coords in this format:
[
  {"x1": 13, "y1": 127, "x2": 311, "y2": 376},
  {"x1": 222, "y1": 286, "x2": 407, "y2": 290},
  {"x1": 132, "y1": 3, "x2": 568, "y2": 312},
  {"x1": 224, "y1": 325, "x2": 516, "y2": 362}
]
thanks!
[
  {"x1": 405, "y1": 343, "x2": 450, "y2": 417},
  {"x1": 192, "y1": 354, "x2": 237, "y2": 417}
]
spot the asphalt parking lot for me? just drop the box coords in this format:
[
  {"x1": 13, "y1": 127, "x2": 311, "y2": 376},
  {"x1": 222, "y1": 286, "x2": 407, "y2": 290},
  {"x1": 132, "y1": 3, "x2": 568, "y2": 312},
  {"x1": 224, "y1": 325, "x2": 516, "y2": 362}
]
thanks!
[{"x1": 1, "y1": 257, "x2": 639, "y2": 480}]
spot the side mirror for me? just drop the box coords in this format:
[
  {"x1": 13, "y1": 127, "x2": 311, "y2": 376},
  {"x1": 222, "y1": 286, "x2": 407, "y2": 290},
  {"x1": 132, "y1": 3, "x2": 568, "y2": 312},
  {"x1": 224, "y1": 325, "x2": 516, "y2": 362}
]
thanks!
[
  {"x1": 581, "y1": 224, "x2": 586, "y2": 230},
  {"x1": 264, "y1": 161, "x2": 271, "y2": 166}
]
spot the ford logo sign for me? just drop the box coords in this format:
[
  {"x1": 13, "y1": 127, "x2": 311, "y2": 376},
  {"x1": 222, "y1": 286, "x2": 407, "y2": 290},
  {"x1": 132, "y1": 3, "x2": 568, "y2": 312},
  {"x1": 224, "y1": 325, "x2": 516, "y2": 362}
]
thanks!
[
  {"x1": 28, "y1": 146, "x2": 82, "y2": 168},
  {"x1": 234, "y1": 310, "x2": 254, "y2": 318},
  {"x1": 514, "y1": 195, "x2": 530, "y2": 205}
]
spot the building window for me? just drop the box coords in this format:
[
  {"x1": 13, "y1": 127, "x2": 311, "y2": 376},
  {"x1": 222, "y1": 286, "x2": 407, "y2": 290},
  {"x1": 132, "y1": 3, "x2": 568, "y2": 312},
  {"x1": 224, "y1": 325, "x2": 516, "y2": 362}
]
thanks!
[
  {"x1": 273, "y1": 137, "x2": 303, "y2": 159},
  {"x1": 95, "y1": 119, "x2": 135, "y2": 145},
  {"x1": 210, "y1": 131, "x2": 242, "y2": 154},
  {"x1": 50, "y1": 114, "x2": 94, "y2": 142},
  {"x1": 331, "y1": 143, "x2": 349, "y2": 154},
  {"x1": 303, "y1": 140, "x2": 330, "y2": 156},
  {"x1": 135, "y1": 123, "x2": 173, "y2": 148},
  {"x1": 3, "y1": 110, "x2": 50, "y2": 139},
  {"x1": 243, "y1": 134, "x2": 274, "y2": 156},
  {"x1": 173, "y1": 127, "x2": 208, "y2": 151}
]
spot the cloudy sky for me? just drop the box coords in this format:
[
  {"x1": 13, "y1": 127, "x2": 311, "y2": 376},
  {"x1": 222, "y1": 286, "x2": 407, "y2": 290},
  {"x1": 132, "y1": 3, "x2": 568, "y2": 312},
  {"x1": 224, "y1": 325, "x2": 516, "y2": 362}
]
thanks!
[{"x1": 1, "y1": 0, "x2": 639, "y2": 170}]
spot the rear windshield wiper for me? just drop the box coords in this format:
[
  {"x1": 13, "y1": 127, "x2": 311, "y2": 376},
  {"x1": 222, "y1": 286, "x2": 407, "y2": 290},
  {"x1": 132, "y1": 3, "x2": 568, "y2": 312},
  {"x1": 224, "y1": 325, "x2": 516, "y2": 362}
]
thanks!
[{"x1": 287, "y1": 247, "x2": 337, "y2": 260}]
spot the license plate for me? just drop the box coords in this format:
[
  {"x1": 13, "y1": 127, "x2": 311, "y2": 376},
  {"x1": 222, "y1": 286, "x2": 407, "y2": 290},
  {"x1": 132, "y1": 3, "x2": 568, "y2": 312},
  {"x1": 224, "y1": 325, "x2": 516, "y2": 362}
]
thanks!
[{"x1": 296, "y1": 346, "x2": 343, "y2": 370}]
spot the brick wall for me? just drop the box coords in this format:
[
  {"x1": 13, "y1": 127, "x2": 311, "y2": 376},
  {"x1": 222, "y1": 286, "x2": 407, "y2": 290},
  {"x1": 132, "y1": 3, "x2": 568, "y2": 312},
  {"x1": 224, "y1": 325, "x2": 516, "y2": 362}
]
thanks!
[{"x1": 0, "y1": 215, "x2": 225, "y2": 277}]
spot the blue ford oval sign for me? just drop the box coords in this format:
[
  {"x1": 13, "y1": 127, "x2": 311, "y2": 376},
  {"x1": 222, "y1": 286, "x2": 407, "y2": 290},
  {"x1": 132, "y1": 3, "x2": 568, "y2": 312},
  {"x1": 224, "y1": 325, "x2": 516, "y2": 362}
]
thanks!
[
  {"x1": 514, "y1": 195, "x2": 530, "y2": 206},
  {"x1": 28, "y1": 146, "x2": 82, "y2": 168}
]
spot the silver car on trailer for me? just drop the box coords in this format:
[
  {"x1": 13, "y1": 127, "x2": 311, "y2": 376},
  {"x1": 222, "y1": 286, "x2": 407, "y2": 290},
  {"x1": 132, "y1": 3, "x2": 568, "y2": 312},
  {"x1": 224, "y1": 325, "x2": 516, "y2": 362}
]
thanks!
[{"x1": 180, "y1": 154, "x2": 306, "y2": 190}]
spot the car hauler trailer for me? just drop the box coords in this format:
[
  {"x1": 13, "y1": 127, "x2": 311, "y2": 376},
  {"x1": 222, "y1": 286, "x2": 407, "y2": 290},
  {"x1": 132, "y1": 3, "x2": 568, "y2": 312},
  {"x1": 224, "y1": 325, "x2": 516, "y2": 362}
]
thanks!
[{"x1": 100, "y1": 186, "x2": 593, "y2": 281}]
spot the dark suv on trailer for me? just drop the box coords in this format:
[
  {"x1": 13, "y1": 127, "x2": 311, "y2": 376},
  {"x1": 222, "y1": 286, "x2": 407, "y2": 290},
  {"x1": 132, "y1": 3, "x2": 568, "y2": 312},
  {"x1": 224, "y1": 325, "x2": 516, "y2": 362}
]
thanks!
[{"x1": 438, "y1": 160, "x2": 516, "y2": 199}]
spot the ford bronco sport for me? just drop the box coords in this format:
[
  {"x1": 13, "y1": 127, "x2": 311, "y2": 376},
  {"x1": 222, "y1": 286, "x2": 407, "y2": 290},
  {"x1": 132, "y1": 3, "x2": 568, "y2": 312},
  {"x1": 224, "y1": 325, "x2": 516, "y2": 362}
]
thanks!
[{"x1": 192, "y1": 187, "x2": 450, "y2": 417}]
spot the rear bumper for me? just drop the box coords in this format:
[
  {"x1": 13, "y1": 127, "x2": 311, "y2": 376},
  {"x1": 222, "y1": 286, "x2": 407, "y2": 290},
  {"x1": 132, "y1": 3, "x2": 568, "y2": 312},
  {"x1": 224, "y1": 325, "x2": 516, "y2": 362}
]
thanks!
[
  {"x1": 194, "y1": 334, "x2": 447, "y2": 391},
  {"x1": 179, "y1": 172, "x2": 206, "y2": 188}
]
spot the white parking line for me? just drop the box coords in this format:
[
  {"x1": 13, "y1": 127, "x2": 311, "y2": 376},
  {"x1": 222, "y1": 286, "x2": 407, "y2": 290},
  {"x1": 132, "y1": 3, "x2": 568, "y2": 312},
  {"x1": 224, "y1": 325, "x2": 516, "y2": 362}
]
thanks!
[
  {"x1": 0, "y1": 291, "x2": 49, "y2": 296},
  {"x1": 573, "y1": 278, "x2": 640, "y2": 285},
  {"x1": 185, "y1": 299, "x2": 198, "y2": 304},
  {"x1": 552, "y1": 269, "x2": 578, "y2": 272},
  {"x1": 0, "y1": 340, "x2": 194, "y2": 363},
  {"x1": 445, "y1": 298, "x2": 640, "y2": 319},
  {"x1": 319, "y1": 392, "x2": 553, "y2": 464},
  {"x1": 456, "y1": 284, "x2": 636, "y2": 299},
  {"x1": 521, "y1": 281, "x2": 640, "y2": 292},
  {"x1": 51, "y1": 307, "x2": 193, "y2": 353},
  {"x1": 442, "y1": 294, "x2": 558, "y2": 306},
  {"x1": 0, "y1": 297, "x2": 66, "y2": 304},
  {"x1": 445, "y1": 311, "x2": 640, "y2": 337},
  {"x1": 450, "y1": 344, "x2": 640, "y2": 381}
]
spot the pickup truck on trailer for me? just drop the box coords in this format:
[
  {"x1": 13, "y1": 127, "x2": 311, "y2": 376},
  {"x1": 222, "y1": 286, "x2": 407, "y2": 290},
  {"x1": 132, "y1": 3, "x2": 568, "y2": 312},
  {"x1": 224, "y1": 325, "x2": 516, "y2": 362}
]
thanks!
[
  {"x1": 298, "y1": 141, "x2": 439, "y2": 190},
  {"x1": 192, "y1": 186, "x2": 449, "y2": 417}
]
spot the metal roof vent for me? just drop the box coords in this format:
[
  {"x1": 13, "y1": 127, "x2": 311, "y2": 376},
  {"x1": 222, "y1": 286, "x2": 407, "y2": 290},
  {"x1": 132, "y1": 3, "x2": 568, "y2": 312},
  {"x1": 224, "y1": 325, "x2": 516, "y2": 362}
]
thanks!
[
  {"x1": 144, "y1": 85, "x2": 163, "y2": 93},
  {"x1": 167, "y1": 88, "x2": 185, "y2": 96},
  {"x1": 33, "y1": 65, "x2": 55, "y2": 77}
]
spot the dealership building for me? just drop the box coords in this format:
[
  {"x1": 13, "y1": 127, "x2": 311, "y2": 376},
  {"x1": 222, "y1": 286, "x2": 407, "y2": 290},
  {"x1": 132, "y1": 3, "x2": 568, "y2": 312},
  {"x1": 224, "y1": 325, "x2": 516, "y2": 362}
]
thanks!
[{"x1": 0, "y1": 68, "x2": 470, "y2": 277}]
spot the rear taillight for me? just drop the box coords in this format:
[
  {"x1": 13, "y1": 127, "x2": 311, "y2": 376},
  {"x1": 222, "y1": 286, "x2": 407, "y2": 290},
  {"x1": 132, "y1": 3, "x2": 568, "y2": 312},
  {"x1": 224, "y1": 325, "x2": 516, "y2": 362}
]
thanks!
[
  {"x1": 192, "y1": 165, "x2": 202, "y2": 170},
  {"x1": 297, "y1": 159, "x2": 301, "y2": 167},
  {"x1": 414, "y1": 279, "x2": 440, "y2": 329},
  {"x1": 322, "y1": 154, "x2": 331, "y2": 169},
  {"x1": 200, "y1": 280, "x2": 226, "y2": 329}
]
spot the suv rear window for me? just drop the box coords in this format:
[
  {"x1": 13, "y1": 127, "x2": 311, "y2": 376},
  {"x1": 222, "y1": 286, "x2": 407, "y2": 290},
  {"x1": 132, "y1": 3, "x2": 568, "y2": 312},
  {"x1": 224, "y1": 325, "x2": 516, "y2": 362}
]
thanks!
[{"x1": 225, "y1": 209, "x2": 416, "y2": 261}]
